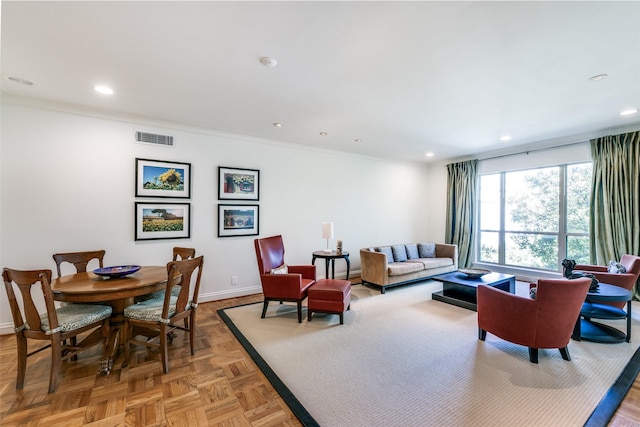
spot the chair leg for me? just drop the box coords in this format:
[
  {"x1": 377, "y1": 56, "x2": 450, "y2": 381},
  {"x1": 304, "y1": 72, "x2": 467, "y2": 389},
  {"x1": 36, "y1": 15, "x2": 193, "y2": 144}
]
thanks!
[
  {"x1": 121, "y1": 321, "x2": 130, "y2": 368},
  {"x1": 478, "y1": 328, "x2": 487, "y2": 341},
  {"x1": 559, "y1": 346, "x2": 571, "y2": 361},
  {"x1": 261, "y1": 300, "x2": 269, "y2": 318},
  {"x1": 160, "y1": 324, "x2": 169, "y2": 374},
  {"x1": 16, "y1": 334, "x2": 27, "y2": 390},
  {"x1": 49, "y1": 334, "x2": 62, "y2": 393},
  {"x1": 297, "y1": 301, "x2": 303, "y2": 323},
  {"x1": 339, "y1": 312, "x2": 344, "y2": 325},
  {"x1": 528, "y1": 348, "x2": 539, "y2": 364},
  {"x1": 308, "y1": 309, "x2": 313, "y2": 321},
  {"x1": 189, "y1": 311, "x2": 196, "y2": 356}
]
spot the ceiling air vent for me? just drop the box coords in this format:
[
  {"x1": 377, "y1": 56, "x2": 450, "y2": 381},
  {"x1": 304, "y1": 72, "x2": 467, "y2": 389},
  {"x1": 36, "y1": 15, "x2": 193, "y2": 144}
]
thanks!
[{"x1": 135, "y1": 131, "x2": 174, "y2": 147}]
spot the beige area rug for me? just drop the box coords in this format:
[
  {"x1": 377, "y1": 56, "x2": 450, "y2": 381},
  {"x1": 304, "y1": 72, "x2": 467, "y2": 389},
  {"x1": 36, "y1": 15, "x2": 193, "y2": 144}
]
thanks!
[{"x1": 221, "y1": 281, "x2": 640, "y2": 427}]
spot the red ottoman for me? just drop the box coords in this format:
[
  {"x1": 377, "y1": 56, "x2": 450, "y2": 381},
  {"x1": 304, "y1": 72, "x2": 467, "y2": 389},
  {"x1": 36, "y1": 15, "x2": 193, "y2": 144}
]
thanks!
[{"x1": 307, "y1": 279, "x2": 351, "y2": 324}]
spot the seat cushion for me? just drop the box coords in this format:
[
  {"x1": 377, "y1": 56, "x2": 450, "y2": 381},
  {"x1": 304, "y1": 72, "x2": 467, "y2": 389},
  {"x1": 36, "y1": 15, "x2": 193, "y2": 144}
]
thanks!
[
  {"x1": 309, "y1": 279, "x2": 351, "y2": 301},
  {"x1": 387, "y1": 262, "x2": 424, "y2": 276},
  {"x1": 124, "y1": 295, "x2": 180, "y2": 322},
  {"x1": 40, "y1": 304, "x2": 112, "y2": 334}
]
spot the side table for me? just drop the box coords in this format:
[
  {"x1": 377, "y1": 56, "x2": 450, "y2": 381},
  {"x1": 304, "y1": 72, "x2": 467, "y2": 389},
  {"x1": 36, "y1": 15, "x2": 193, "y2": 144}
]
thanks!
[
  {"x1": 312, "y1": 250, "x2": 350, "y2": 280},
  {"x1": 572, "y1": 283, "x2": 632, "y2": 343}
]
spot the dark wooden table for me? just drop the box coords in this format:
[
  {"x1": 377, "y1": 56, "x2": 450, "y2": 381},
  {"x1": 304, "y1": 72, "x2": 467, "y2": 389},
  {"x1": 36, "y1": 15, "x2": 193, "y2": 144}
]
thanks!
[
  {"x1": 431, "y1": 271, "x2": 515, "y2": 311},
  {"x1": 312, "y1": 250, "x2": 350, "y2": 279},
  {"x1": 51, "y1": 266, "x2": 172, "y2": 373},
  {"x1": 572, "y1": 283, "x2": 632, "y2": 343}
]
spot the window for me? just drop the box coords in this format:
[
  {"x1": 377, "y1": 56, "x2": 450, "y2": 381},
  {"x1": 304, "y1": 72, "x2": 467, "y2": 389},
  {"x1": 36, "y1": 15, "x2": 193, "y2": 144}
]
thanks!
[{"x1": 478, "y1": 162, "x2": 591, "y2": 271}]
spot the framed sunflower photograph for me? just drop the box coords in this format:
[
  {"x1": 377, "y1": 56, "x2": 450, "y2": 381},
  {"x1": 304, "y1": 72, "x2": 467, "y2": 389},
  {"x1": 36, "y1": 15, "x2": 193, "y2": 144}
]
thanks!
[{"x1": 136, "y1": 158, "x2": 191, "y2": 198}]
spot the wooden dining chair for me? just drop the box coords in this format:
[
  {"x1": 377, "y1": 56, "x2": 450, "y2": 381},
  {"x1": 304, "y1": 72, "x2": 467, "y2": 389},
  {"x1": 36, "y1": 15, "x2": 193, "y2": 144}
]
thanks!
[
  {"x1": 52, "y1": 250, "x2": 106, "y2": 277},
  {"x1": 121, "y1": 256, "x2": 204, "y2": 374},
  {"x1": 173, "y1": 247, "x2": 196, "y2": 261},
  {"x1": 2, "y1": 268, "x2": 112, "y2": 393}
]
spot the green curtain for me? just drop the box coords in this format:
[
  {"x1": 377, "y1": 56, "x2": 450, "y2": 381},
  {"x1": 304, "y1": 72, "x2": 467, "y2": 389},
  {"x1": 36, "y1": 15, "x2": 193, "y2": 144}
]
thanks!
[
  {"x1": 445, "y1": 159, "x2": 478, "y2": 268},
  {"x1": 590, "y1": 131, "x2": 640, "y2": 298}
]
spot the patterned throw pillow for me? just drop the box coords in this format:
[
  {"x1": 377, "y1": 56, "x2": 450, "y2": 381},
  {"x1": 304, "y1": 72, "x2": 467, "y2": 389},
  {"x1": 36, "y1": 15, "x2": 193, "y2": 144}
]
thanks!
[
  {"x1": 270, "y1": 264, "x2": 289, "y2": 274},
  {"x1": 529, "y1": 287, "x2": 537, "y2": 299},
  {"x1": 418, "y1": 243, "x2": 436, "y2": 258},
  {"x1": 391, "y1": 245, "x2": 408, "y2": 262},
  {"x1": 376, "y1": 246, "x2": 395, "y2": 264},
  {"x1": 405, "y1": 244, "x2": 420, "y2": 260},
  {"x1": 608, "y1": 260, "x2": 627, "y2": 274}
]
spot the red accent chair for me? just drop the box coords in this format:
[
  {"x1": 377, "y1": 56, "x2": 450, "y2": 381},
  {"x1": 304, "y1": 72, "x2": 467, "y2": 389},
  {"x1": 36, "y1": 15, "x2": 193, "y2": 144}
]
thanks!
[
  {"x1": 477, "y1": 278, "x2": 591, "y2": 363},
  {"x1": 574, "y1": 254, "x2": 640, "y2": 309},
  {"x1": 254, "y1": 235, "x2": 316, "y2": 323}
]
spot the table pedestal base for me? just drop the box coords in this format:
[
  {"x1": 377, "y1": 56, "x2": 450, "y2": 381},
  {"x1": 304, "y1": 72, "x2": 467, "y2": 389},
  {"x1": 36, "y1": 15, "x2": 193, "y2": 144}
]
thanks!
[{"x1": 573, "y1": 319, "x2": 628, "y2": 343}]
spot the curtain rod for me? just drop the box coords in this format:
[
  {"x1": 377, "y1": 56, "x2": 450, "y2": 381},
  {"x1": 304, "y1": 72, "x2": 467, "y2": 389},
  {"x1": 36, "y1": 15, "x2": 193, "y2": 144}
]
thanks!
[{"x1": 478, "y1": 140, "x2": 588, "y2": 162}]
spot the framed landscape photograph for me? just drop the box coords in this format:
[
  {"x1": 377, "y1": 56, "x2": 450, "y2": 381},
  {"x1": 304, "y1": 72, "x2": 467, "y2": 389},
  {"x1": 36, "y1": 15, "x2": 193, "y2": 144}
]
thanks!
[
  {"x1": 136, "y1": 158, "x2": 191, "y2": 198},
  {"x1": 135, "y1": 202, "x2": 191, "y2": 241},
  {"x1": 218, "y1": 204, "x2": 259, "y2": 237},
  {"x1": 218, "y1": 166, "x2": 259, "y2": 200}
]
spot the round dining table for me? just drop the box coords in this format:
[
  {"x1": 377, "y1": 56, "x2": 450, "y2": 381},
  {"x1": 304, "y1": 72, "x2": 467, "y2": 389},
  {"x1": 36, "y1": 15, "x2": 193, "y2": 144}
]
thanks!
[{"x1": 51, "y1": 266, "x2": 173, "y2": 374}]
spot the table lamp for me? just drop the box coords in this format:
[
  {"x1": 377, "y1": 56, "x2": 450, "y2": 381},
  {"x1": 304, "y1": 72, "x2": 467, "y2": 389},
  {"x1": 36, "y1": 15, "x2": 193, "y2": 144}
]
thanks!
[{"x1": 322, "y1": 222, "x2": 334, "y2": 253}]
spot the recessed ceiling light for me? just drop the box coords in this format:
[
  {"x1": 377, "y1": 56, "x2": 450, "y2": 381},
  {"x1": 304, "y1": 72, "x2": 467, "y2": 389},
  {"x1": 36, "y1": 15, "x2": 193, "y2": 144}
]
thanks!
[
  {"x1": 7, "y1": 76, "x2": 35, "y2": 86},
  {"x1": 426, "y1": 152, "x2": 434, "y2": 157},
  {"x1": 589, "y1": 74, "x2": 608, "y2": 81},
  {"x1": 620, "y1": 109, "x2": 638, "y2": 116},
  {"x1": 260, "y1": 57, "x2": 278, "y2": 68},
  {"x1": 355, "y1": 139, "x2": 362, "y2": 143},
  {"x1": 273, "y1": 122, "x2": 283, "y2": 127},
  {"x1": 94, "y1": 85, "x2": 114, "y2": 95},
  {"x1": 500, "y1": 135, "x2": 512, "y2": 142},
  {"x1": 319, "y1": 132, "x2": 328, "y2": 136}
]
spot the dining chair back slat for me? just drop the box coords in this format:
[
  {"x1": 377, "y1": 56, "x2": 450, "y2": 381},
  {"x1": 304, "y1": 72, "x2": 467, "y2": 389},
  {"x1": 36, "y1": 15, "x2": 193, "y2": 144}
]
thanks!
[{"x1": 53, "y1": 250, "x2": 106, "y2": 277}]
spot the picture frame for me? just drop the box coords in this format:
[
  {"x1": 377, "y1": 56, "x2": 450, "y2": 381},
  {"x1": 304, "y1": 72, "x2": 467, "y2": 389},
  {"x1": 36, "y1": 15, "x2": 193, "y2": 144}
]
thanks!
[
  {"x1": 218, "y1": 204, "x2": 259, "y2": 237},
  {"x1": 136, "y1": 158, "x2": 191, "y2": 198},
  {"x1": 135, "y1": 202, "x2": 191, "y2": 241},
  {"x1": 218, "y1": 166, "x2": 259, "y2": 200}
]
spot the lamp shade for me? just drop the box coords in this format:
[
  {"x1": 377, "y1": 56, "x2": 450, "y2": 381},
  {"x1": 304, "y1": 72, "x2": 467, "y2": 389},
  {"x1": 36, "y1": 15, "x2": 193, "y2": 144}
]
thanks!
[{"x1": 322, "y1": 222, "x2": 334, "y2": 239}]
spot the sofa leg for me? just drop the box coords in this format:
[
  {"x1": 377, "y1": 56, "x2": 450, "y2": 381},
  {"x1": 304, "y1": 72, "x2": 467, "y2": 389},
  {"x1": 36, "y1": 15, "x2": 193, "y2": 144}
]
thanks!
[
  {"x1": 559, "y1": 346, "x2": 571, "y2": 361},
  {"x1": 478, "y1": 328, "x2": 487, "y2": 341},
  {"x1": 529, "y1": 348, "x2": 539, "y2": 363},
  {"x1": 261, "y1": 300, "x2": 269, "y2": 318}
]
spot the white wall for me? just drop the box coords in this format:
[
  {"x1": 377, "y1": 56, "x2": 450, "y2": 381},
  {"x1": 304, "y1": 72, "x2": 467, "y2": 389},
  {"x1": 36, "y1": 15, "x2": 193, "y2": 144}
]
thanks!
[{"x1": 0, "y1": 99, "x2": 438, "y2": 333}]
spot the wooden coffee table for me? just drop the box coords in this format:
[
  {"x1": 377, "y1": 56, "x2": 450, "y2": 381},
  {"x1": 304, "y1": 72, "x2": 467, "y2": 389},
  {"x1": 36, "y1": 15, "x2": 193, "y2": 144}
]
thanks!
[{"x1": 432, "y1": 271, "x2": 515, "y2": 311}]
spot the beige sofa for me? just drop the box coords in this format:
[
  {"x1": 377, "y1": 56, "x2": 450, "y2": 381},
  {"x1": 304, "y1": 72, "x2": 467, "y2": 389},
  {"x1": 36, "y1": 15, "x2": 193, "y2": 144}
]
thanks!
[{"x1": 360, "y1": 243, "x2": 458, "y2": 293}]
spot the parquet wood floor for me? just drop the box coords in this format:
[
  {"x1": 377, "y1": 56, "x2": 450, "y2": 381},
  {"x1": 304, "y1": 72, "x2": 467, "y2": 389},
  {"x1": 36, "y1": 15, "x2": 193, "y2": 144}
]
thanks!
[{"x1": 0, "y1": 289, "x2": 638, "y2": 426}]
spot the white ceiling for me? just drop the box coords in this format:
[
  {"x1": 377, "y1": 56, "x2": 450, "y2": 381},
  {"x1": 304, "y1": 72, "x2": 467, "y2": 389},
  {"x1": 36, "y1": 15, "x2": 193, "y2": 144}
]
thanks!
[{"x1": 2, "y1": 1, "x2": 639, "y2": 163}]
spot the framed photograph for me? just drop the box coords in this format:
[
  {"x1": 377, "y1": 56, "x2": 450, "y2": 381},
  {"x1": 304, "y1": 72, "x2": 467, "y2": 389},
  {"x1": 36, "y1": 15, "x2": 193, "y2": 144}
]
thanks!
[
  {"x1": 218, "y1": 166, "x2": 259, "y2": 200},
  {"x1": 135, "y1": 202, "x2": 191, "y2": 241},
  {"x1": 218, "y1": 204, "x2": 259, "y2": 237},
  {"x1": 136, "y1": 158, "x2": 191, "y2": 198}
]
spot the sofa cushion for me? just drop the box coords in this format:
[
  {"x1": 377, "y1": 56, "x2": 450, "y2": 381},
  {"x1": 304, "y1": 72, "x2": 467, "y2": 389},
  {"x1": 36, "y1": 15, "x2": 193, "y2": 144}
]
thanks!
[
  {"x1": 391, "y1": 245, "x2": 408, "y2": 262},
  {"x1": 405, "y1": 244, "x2": 419, "y2": 260},
  {"x1": 418, "y1": 243, "x2": 436, "y2": 258},
  {"x1": 407, "y1": 258, "x2": 453, "y2": 269},
  {"x1": 388, "y1": 262, "x2": 424, "y2": 276},
  {"x1": 376, "y1": 246, "x2": 394, "y2": 264}
]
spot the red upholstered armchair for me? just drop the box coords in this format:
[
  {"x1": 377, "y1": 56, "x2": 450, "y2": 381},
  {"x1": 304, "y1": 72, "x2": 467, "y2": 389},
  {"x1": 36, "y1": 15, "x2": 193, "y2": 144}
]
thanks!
[
  {"x1": 477, "y1": 278, "x2": 591, "y2": 363},
  {"x1": 254, "y1": 235, "x2": 316, "y2": 323},
  {"x1": 574, "y1": 254, "x2": 640, "y2": 309}
]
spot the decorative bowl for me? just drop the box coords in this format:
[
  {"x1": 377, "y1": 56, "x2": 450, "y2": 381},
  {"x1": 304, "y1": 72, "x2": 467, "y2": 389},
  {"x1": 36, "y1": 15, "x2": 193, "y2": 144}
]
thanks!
[
  {"x1": 93, "y1": 265, "x2": 141, "y2": 278},
  {"x1": 459, "y1": 268, "x2": 491, "y2": 279}
]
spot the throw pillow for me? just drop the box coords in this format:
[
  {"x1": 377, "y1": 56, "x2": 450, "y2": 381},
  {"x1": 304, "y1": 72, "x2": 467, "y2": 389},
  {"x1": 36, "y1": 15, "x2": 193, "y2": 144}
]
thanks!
[
  {"x1": 405, "y1": 244, "x2": 419, "y2": 260},
  {"x1": 391, "y1": 245, "x2": 408, "y2": 262},
  {"x1": 270, "y1": 263, "x2": 288, "y2": 274},
  {"x1": 376, "y1": 246, "x2": 395, "y2": 264},
  {"x1": 608, "y1": 260, "x2": 627, "y2": 274},
  {"x1": 529, "y1": 287, "x2": 537, "y2": 299},
  {"x1": 418, "y1": 243, "x2": 436, "y2": 258}
]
